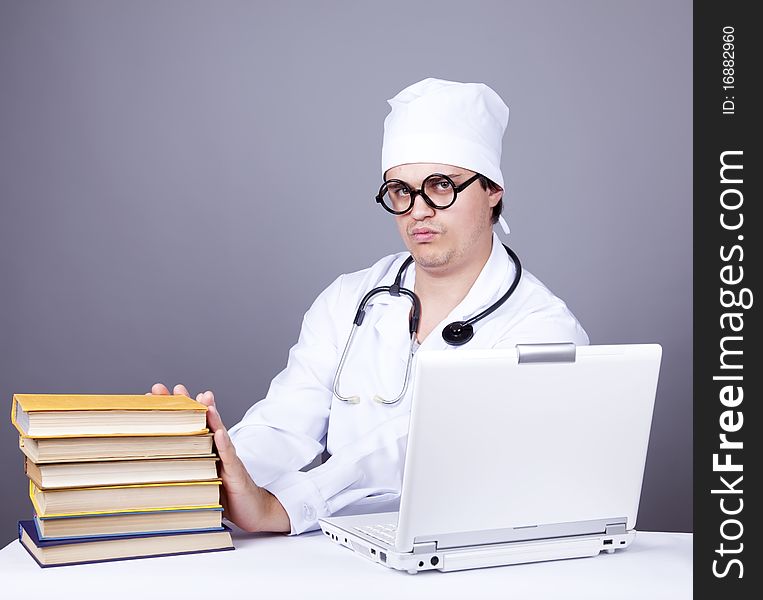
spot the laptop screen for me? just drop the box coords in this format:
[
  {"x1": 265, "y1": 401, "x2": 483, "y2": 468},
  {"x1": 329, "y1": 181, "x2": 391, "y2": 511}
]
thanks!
[{"x1": 395, "y1": 344, "x2": 662, "y2": 552}]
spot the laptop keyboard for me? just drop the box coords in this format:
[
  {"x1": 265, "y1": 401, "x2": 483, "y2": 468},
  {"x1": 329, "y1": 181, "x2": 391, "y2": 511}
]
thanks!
[{"x1": 354, "y1": 523, "x2": 397, "y2": 545}]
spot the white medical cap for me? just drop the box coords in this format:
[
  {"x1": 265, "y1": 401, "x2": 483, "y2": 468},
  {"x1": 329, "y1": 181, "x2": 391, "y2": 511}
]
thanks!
[{"x1": 381, "y1": 78, "x2": 509, "y2": 188}]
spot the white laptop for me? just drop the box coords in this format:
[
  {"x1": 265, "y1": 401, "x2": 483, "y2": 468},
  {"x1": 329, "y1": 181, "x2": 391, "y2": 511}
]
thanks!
[{"x1": 319, "y1": 343, "x2": 662, "y2": 573}]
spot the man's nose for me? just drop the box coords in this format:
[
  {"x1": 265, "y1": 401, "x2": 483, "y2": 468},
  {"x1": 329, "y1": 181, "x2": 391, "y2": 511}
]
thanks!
[{"x1": 409, "y1": 191, "x2": 435, "y2": 220}]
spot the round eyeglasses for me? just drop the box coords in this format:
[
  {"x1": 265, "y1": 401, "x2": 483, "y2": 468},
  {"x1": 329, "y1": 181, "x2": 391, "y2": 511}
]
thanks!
[{"x1": 375, "y1": 172, "x2": 481, "y2": 215}]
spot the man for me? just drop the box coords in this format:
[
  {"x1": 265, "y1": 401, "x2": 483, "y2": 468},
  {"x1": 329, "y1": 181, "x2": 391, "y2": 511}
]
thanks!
[{"x1": 151, "y1": 78, "x2": 588, "y2": 535}]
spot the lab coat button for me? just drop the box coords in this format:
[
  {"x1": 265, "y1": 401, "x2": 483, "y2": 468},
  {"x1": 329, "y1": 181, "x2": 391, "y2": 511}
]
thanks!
[{"x1": 303, "y1": 504, "x2": 316, "y2": 521}]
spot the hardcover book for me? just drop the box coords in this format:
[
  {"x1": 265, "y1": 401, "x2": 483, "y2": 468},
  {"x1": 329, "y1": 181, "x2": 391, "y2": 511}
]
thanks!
[
  {"x1": 30, "y1": 480, "x2": 222, "y2": 517},
  {"x1": 35, "y1": 507, "x2": 224, "y2": 540},
  {"x1": 19, "y1": 433, "x2": 214, "y2": 463},
  {"x1": 19, "y1": 520, "x2": 234, "y2": 567},
  {"x1": 25, "y1": 456, "x2": 219, "y2": 489},
  {"x1": 12, "y1": 394, "x2": 208, "y2": 437}
]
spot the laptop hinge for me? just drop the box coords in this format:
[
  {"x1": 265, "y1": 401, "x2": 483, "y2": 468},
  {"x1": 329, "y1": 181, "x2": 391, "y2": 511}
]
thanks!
[
  {"x1": 412, "y1": 541, "x2": 437, "y2": 554},
  {"x1": 412, "y1": 517, "x2": 627, "y2": 551},
  {"x1": 605, "y1": 523, "x2": 628, "y2": 535},
  {"x1": 516, "y1": 343, "x2": 576, "y2": 364}
]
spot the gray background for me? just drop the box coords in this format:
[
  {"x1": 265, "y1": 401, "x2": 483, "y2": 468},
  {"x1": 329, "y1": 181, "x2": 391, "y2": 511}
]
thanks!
[{"x1": 0, "y1": 0, "x2": 692, "y2": 538}]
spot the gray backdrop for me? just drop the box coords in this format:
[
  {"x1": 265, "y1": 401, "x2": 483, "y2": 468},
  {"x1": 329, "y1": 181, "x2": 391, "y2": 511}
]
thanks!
[{"x1": 0, "y1": 0, "x2": 692, "y2": 537}]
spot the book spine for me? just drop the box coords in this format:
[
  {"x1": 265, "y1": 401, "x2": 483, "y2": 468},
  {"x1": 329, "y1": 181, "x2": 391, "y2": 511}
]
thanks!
[
  {"x1": 28, "y1": 479, "x2": 43, "y2": 515},
  {"x1": 10, "y1": 395, "x2": 25, "y2": 436}
]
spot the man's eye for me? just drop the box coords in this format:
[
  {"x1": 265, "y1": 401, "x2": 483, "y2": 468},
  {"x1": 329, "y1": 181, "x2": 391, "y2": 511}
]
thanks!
[
  {"x1": 427, "y1": 178, "x2": 451, "y2": 191},
  {"x1": 390, "y1": 187, "x2": 410, "y2": 196}
]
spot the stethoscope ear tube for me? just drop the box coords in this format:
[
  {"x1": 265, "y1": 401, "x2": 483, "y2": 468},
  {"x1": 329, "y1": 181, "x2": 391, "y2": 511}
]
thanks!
[
  {"x1": 353, "y1": 283, "x2": 421, "y2": 336},
  {"x1": 333, "y1": 281, "x2": 420, "y2": 405}
]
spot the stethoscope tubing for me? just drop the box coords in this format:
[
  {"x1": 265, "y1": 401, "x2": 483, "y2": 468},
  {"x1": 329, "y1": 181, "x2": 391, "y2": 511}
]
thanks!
[{"x1": 333, "y1": 244, "x2": 521, "y2": 404}]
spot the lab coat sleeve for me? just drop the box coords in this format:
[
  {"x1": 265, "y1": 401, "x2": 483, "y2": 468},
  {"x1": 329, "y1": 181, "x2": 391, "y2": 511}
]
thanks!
[
  {"x1": 227, "y1": 275, "x2": 346, "y2": 526},
  {"x1": 228, "y1": 272, "x2": 404, "y2": 535},
  {"x1": 265, "y1": 413, "x2": 409, "y2": 534}
]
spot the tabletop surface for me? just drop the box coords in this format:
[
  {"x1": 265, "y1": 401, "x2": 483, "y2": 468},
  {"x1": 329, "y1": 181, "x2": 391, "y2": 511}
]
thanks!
[{"x1": 0, "y1": 527, "x2": 692, "y2": 600}]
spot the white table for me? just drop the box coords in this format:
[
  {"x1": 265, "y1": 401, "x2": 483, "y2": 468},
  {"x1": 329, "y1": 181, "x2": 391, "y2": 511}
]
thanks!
[{"x1": 0, "y1": 528, "x2": 691, "y2": 599}]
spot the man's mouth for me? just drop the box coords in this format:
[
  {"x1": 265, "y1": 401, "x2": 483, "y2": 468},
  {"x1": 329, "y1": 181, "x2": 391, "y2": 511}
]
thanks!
[{"x1": 410, "y1": 227, "x2": 440, "y2": 242}]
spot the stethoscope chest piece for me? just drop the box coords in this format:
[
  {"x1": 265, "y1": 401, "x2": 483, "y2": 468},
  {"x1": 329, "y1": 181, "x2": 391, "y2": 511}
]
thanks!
[{"x1": 441, "y1": 321, "x2": 474, "y2": 346}]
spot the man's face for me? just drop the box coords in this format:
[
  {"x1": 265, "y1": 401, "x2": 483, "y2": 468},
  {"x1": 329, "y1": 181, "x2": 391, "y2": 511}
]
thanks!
[{"x1": 385, "y1": 163, "x2": 502, "y2": 273}]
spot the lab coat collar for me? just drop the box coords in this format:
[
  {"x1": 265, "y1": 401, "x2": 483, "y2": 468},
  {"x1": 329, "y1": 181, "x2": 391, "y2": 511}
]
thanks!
[
  {"x1": 368, "y1": 253, "x2": 415, "y2": 365},
  {"x1": 364, "y1": 254, "x2": 414, "y2": 308},
  {"x1": 441, "y1": 232, "x2": 514, "y2": 327}
]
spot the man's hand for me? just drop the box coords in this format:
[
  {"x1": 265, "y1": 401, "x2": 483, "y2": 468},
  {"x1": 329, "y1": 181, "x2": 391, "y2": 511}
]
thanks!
[{"x1": 149, "y1": 383, "x2": 291, "y2": 533}]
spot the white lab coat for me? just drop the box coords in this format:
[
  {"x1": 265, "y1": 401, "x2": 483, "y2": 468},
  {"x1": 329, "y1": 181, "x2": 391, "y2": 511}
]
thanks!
[{"x1": 228, "y1": 234, "x2": 589, "y2": 534}]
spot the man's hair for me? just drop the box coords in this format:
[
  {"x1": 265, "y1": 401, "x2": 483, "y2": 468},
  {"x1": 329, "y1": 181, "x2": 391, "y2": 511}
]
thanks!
[{"x1": 478, "y1": 175, "x2": 503, "y2": 224}]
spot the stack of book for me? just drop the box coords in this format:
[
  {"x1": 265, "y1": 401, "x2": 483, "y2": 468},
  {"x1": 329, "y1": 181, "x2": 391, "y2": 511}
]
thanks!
[{"x1": 11, "y1": 393, "x2": 234, "y2": 567}]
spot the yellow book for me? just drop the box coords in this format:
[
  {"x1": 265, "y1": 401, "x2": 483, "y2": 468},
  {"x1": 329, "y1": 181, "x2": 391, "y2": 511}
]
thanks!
[
  {"x1": 19, "y1": 433, "x2": 215, "y2": 463},
  {"x1": 35, "y1": 507, "x2": 225, "y2": 539},
  {"x1": 25, "y1": 456, "x2": 219, "y2": 489},
  {"x1": 30, "y1": 480, "x2": 223, "y2": 517},
  {"x1": 11, "y1": 394, "x2": 208, "y2": 438}
]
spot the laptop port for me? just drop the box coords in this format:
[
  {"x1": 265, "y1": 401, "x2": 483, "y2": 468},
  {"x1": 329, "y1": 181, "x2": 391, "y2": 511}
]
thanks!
[
  {"x1": 371, "y1": 548, "x2": 376, "y2": 555},
  {"x1": 603, "y1": 539, "x2": 613, "y2": 545},
  {"x1": 430, "y1": 556, "x2": 439, "y2": 566}
]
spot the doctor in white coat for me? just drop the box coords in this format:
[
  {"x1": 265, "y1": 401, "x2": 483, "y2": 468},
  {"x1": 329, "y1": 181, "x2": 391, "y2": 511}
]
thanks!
[{"x1": 151, "y1": 78, "x2": 589, "y2": 535}]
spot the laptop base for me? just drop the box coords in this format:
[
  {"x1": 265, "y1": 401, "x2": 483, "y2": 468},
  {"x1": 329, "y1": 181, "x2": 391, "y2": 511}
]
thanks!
[{"x1": 319, "y1": 517, "x2": 636, "y2": 574}]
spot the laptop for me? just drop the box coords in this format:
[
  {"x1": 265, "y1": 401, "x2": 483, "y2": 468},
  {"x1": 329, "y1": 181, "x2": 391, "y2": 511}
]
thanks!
[{"x1": 319, "y1": 343, "x2": 662, "y2": 573}]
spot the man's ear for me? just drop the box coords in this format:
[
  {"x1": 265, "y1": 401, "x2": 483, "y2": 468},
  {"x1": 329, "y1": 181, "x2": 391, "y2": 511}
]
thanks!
[{"x1": 488, "y1": 188, "x2": 503, "y2": 208}]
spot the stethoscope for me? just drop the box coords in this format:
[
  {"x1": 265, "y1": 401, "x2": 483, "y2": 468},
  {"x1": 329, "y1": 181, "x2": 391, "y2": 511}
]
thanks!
[{"x1": 332, "y1": 244, "x2": 522, "y2": 405}]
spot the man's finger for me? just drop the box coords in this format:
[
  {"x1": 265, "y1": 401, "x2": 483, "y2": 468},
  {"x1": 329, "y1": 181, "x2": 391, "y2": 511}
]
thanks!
[
  {"x1": 213, "y1": 428, "x2": 252, "y2": 488},
  {"x1": 173, "y1": 384, "x2": 191, "y2": 397},
  {"x1": 208, "y1": 408, "x2": 242, "y2": 468},
  {"x1": 206, "y1": 404, "x2": 227, "y2": 433},
  {"x1": 213, "y1": 427, "x2": 236, "y2": 462},
  {"x1": 219, "y1": 485, "x2": 229, "y2": 518},
  {"x1": 151, "y1": 383, "x2": 170, "y2": 395}
]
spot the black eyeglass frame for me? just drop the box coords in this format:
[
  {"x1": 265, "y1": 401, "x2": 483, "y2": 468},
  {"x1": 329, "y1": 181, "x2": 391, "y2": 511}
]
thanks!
[{"x1": 375, "y1": 172, "x2": 482, "y2": 215}]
